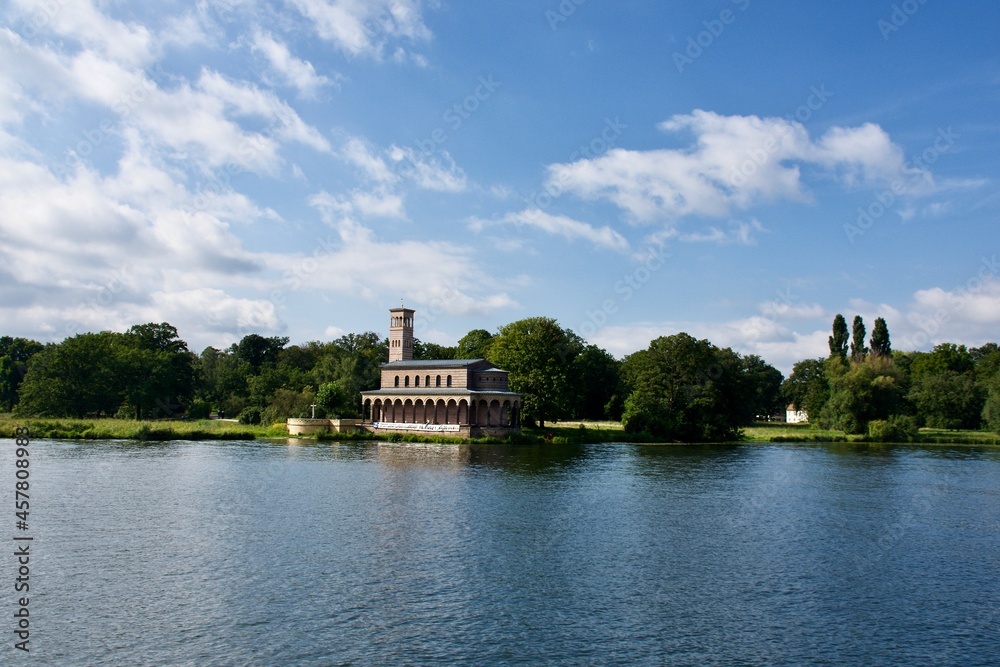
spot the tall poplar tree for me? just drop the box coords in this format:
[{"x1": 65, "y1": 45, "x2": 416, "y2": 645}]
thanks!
[
  {"x1": 850, "y1": 316, "x2": 868, "y2": 362},
  {"x1": 870, "y1": 317, "x2": 891, "y2": 357},
  {"x1": 829, "y1": 314, "x2": 849, "y2": 361}
]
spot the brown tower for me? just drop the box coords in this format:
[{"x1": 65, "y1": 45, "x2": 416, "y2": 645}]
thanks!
[{"x1": 388, "y1": 307, "x2": 414, "y2": 362}]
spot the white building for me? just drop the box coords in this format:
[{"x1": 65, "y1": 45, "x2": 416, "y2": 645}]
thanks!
[{"x1": 786, "y1": 404, "x2": 809, "y2": 424}]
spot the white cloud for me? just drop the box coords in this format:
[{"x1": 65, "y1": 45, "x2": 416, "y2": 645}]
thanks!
[
  {"x1": 324, "y1": 325, "x2": 347, "y2": 339},
  {"x1": 676, "y1": 218, "x2": 764, "y2": 245},
  {"x1": 341, "y1": 137, "x2": 396, "y2": 184},
  {"x1": 469, "y1": 208, "x2": 629, "y2": 252},
  {"x1": 12, "y1": 0, "x2": 154, "y2": 66},
  {"x1": 897, "y1": 269, "x2": 1000, "y2": 350},
  {"x1": 387, "y1": 145, "x2": 467, "y2": 192},
  {"x1": 304, "y1": 195, "x2": 519, "y2": 316},
  {"x1": 330, "y1": 137, "x2": 468, "y2": 223},
  {"x1": 3, "y1": 29, "x2": 331, "y2": 175},
  {"x1": 289, "y1": 0, "x2": 431, "y2": 60},
  {"x1": 547, "y1": 110, "x2": 930, "y2": 225},
  {"x1": 195, "y1": 69, "x2": 332, "y2": 152},
  {"x1": 251, "y1": 30, "x2": 337, "y2": 98},
  {"x1": 0, "y1": 130, "x2": 285, "y2": 346},
  {"x1": 312, "y1": 188, "x2": 406, "y2": 220}
]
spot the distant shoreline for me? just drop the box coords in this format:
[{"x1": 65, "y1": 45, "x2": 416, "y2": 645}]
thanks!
[{"x1": 2, "y1": 416, "x2": 999, "y2": 447}]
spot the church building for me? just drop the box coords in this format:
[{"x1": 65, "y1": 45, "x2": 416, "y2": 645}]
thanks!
[{"x1": 361, "y1": 307, "x2": 522, "y2": 437}]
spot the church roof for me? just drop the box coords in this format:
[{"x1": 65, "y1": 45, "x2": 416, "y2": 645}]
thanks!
[
  {"x1": 361, "y1": 388, "x2": 521, "y2": 397},
  {"x1": 380, "y1": 358, "x2": 491, "y2": 370}
]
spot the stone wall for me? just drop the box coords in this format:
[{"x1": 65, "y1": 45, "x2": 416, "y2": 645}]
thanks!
[{"x1": 287, "y1": 418, "x2": 361, "y2": 436}]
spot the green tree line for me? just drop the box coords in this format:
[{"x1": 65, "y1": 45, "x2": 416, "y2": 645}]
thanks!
[
  {"x1": 783, "y1": 314, "x2": 1000, "y2": 440},
  {"x1": 6, "y1": 314, "x2": 1000, "y2": 440}
]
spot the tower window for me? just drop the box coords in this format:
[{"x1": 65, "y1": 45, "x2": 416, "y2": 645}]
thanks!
[
  {"x1": 436, "y1": 375, "x2": 441, "y2": 387},
  {"x1": 394, "y1": 376, "x2": 399, "y2": 387},
  {"x1": 447, "y1": 375, "x2": 452, "y2": 388},
  {"x1": 404, "y1": 376, "x2": 410, "y2": 387}
]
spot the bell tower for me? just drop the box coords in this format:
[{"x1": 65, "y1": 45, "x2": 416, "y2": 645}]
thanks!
[{"x1": 388, "y1": 306, "x2": 415, "y2": 362}]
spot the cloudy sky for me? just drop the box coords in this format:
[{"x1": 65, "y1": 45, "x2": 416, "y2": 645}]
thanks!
[{"x1": 1, "y1": 0, "x2": 997, "y2": 373}]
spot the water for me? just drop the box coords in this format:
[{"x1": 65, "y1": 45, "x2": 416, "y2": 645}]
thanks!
[{"x1": 2, "y1": 439, "x2": 999, "y2": 666}]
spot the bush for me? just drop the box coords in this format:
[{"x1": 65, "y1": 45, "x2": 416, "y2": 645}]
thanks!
[
  {"x1": 239, "y1": 406, "x2": 262, "y2": 425},
  {"x1": 187, "y1": 400, "x2": 212, "y2": 420},
  {"x1": 867, "y1": 415, "x2": 919, "y2": 442}
]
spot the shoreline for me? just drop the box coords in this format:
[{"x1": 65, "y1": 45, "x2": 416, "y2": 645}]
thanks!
[{"x1": 2, "y1": 417, "x2": 999, "y2": 448}]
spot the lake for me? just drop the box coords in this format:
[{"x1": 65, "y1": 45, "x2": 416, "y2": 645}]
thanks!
[{"x1": 3, "y1": 439, "x2": 999, "y2": 665}]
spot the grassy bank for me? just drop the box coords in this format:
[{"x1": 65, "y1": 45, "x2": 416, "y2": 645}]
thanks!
[
  {"x1": 0, "y1": 415, "x2": 286, "y2": 441},
  {"x1": 743, "y1": 422, "x2": 1000, "y2": 446}
]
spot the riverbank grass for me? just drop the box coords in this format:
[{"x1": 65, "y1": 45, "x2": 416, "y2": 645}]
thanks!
[
  {"x1": 743, "y1": 421, "x2": 1000, "y2": 445},
  {"x1": 0, "y1": 414, "x2": 286, "y2": 441}
]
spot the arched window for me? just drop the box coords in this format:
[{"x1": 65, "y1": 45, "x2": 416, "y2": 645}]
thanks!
[
  {"x1": 436, "y1": 375, "x2": 441, "y2": 387},
  {"x1": 425, "y1": 375, "x2": 430, "y2": 386},
  {"x1": 446, "y1": 375, "x2": 452, "y2": 388},
  {"x1": 394, "y1": 376, "x2": 399, "y2": 387},
  {"x1": 404, "y1": 376, "x2": 410, "y2": 387},
  {"x1": 415, "y1": 375, "x2": 420, "y2": 387}
]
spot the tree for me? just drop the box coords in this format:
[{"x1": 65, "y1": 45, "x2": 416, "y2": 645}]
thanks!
[
  {"x1": 262, "y1": 386, "x2": 317, "y2": 425},
  {"x1": 117, "y1": 323, "x2": 196, "y2": 419},
  {"x1": 0, "y1": 336, "x2": 43, "y2": 412},
  {"x1": 233, "y1": 334, "x2": 289, "y2": 371},
  {"x1": 572, "y1": 345, "x2": 623, "y2": 420},
  {"x1": 850, "y1": 315, "x2": 868, "y2": 362},
  {"x1": 456, "y1": 329, "x2": 494, "y2": 359},
  {"x1": 984, "y1": 371, "x2": 1000, "y2": 434},
  {"x1": 820, "y1": 355, "x2": 905, "y2": 434},
  {"x1": 198, "y1": 346, "x2": 252, "y2": 416},
  {"x1": 328, "y1": 332, "x2": 387, "y2": 392},
  {"x1": 908, "y1": 344, "x2": 982, "y2": 429},
  {"x1": 741, "y1": 355, "x2": 784, "y2": 419},
  {"x1": 315, "y1": 380, "x2": 355, "y2": 417},
  {"x1": 620, "y1": 333, "x2": 750, "y2": 441},
  {"x1": 781, "y1": 358, "x2": 829, "y2": 419},
  {"x1": 909, "y1": 371, "x2": 982, "y2": 430},
  {"x1": 16, "y1": 333, "x2": 122, "y2": 417},
  {"x1": 413, "y1": 340, "x2": 456, "y2": 360},
  {"x1": 870, "y1": 317, "x2": 891, "y2": 358},
  {"x1": 488, "y1": 317, "x2": 584, "y2": 427},
  {"x1": 829, "y1": 314, "x2": 849, "y2": 361}
]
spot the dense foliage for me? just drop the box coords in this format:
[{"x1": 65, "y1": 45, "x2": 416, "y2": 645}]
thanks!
[
  {"x1": 621, "y1": 334, "x2": 760, "y2": 441},
  {"x1": 6, "y1": 312, "x2": 1000, "y2": 440},
  {"x1": 784, "y1": 314, "x2": 1000, "y2": 437}
]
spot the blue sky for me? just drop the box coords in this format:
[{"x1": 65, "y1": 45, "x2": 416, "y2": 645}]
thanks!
[{"x1": 1, "y1": 0, "x2": 997, "y2": 374}]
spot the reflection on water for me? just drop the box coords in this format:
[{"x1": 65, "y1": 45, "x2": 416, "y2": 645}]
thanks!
[{"x1": 3, "y1": 439, "x2": 998, "y2": 666}]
